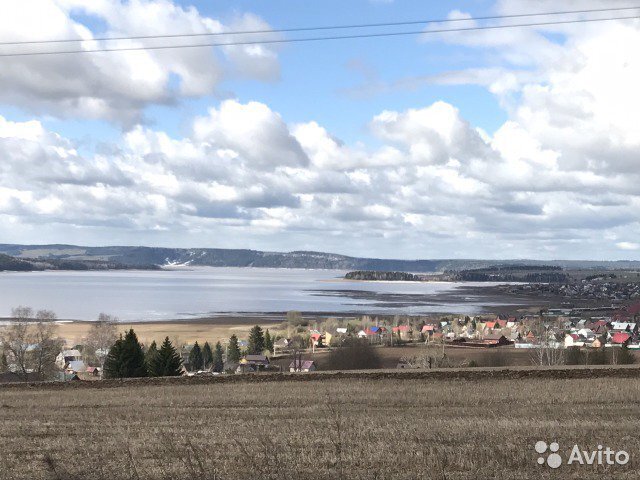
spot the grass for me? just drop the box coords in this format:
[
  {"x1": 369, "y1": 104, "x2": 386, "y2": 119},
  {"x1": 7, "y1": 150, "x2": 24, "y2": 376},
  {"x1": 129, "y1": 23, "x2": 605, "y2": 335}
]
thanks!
[{"x1": 1, "y1": 376, "x2": 640, "y2": 479}]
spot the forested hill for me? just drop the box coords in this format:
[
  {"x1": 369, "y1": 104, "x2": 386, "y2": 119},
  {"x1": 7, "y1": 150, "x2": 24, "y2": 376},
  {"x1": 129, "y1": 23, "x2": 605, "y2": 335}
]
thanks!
[
  {"x1": 0, "y1": 254, "x2": 35, "y2": 271},
  {"x1": 1, "y1": 244, "x2": 640, "y2": 272}
]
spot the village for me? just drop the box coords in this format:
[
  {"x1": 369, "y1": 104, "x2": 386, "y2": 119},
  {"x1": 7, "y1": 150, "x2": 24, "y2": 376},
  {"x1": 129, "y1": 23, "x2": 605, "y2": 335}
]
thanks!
[{"x1": 2, "y1": 301, "x2": 640, "y2": 383}]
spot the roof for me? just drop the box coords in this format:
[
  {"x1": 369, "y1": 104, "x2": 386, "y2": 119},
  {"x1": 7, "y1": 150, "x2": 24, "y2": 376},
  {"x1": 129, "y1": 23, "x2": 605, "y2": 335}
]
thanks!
[
  {"x1": 611, "y1": 332, "x2": 631, "y2": 344},
  {"x1": 61, "y1": 349, "x2": 82, "y2": 358},
  {"x1": 484, "y1": 333, "x2": 507, "y2": 342},
  {"x1": 244, "y1": 355, "x2": 269, "y2": 364},
  {"x1": 67, "y1": 360, "x2": 87, "y2": 372},
  {"x1": 421, "y1": 325, "x2": 435, "y2": 332},
  {"x1": 485, "y1": 321, "x2": 497, "y2": 329},
  {"x1": 392, "y1": 325, "x2": 411, "y2": 332}
]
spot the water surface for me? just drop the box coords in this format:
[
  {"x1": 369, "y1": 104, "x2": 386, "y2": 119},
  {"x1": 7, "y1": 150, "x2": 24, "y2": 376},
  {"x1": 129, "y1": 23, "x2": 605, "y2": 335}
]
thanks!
[{"x1": 0, "y1": 267, "x2": 507, "y2": 321}]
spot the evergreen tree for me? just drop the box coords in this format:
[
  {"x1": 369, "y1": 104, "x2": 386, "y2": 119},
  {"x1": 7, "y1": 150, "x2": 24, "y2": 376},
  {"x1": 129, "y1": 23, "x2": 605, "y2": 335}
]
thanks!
[
  {"x1": 149, "y1": 337, "x2": 183, "y2": 376},
  {"x1": 264, "y1": 329, "x2": 274, "y2": 354},
  {"x1": 104, "y1": 329, "x2": 147, "y2": 378},
  {"x1": 617, "y1": 344, "x2": 635, "y2": 365},
  {"x1": 202, "y1": 342, "x2": 213, "y2": 369},
  {"x1": 227, "y1": 335, "x2": 241, "y2": 363},
  {"x1": 213, "y1": 341, "x2": 224, "y2": 372},
  {"x1": 145, "y1": 340, "x2": 159, "y2": 372},
  {"x1": 189, "y1": 341, "x2": 204, "y2": 371},
  {"x1": 247, "y1": 325, "x2": 265, "y2": 355}
]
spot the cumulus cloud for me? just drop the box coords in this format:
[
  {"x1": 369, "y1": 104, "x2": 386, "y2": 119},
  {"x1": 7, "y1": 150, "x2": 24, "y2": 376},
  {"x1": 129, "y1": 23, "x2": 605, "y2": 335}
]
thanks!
[
  {"x1": 0, "y1": 0, "x2": 279, "y2": 125},
  {"x1": 2, "y1": 2, "x2": 640, "y2": 259}
]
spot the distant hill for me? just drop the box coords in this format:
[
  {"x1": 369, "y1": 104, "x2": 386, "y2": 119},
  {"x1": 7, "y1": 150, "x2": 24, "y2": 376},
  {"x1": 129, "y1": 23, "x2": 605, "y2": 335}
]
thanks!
[
  {"x1": 1, "y1": 244, "x2": 640, "y2": 272},
  {"x1": 0, "y1": 253, "x2": 37, "y2": 271},
  {"x1": 0, "y1": 250, "x2": 159, "y2": 272}
]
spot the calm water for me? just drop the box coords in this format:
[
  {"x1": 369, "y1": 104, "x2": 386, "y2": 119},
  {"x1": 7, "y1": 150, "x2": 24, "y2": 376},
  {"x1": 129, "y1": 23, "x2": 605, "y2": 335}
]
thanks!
[{"x1": 0, "y1": 267, "x2": 504, "y2": 321}]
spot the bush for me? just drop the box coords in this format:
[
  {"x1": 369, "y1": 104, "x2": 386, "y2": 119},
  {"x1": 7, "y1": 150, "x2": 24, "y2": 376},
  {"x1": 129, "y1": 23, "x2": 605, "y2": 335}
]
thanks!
[
  {"x1": 565, "y1": 346, "x2": 584, "y2": 365},
  {"x1": 324, "y1": 338, "x2": 382, "y2": 370}
]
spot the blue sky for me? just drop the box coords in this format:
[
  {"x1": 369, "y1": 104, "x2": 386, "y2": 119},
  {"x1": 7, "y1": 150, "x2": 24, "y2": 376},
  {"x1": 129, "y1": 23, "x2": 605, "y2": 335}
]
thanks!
[
  {"x1": 47, "y1": 0, "x2": 508, "y2": 149},
  {"x1": 1, "y1": 0, "x2": 639, "y2": 259}
]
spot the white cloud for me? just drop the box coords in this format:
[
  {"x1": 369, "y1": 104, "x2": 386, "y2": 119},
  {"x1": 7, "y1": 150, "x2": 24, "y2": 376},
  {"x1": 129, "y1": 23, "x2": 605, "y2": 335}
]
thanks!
[
  {"x1": 2, "y1": 2, "x2": 640, "y2": 259},
  {"x1": 0, "y1": 0, "x2": 279, "y2": 125},
  {"x1": 617, "y1": 242, "x2": 640, "y2": 251}
]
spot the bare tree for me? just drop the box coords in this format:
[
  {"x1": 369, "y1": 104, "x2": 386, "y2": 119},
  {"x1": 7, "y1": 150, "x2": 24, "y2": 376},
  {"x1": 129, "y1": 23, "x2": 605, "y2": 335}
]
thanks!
[
  {"x1": 0, "y1": 307, "x2": 32, "y2": 378},
  {"x1": 83, "y1": 313, "x2": 118, "y2": 368},
  {"x1": 0, "y1": 307, "x2": 62, "y2": 380},
  {"x1": 31, "y1": 312, "x2": 63, "y2": 379}
]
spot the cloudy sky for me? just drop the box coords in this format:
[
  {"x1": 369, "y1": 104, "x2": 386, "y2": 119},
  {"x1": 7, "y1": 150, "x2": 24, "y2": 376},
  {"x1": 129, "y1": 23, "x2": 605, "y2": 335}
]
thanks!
[{"x1": 0, "y1": 0, "x2": 639, "y2": 260}]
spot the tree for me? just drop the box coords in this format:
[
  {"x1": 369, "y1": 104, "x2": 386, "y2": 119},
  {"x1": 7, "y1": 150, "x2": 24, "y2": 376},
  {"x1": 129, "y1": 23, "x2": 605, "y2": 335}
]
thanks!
[
  {"x1": 148, "y1": 337, "x2": 183, "y2": 377},
  {"x1": 565, "y1": 346, "x2": 584, "y2": 365},
  {"x1": 324, "y1": 337, "x2": 382, "y2": 370},
  {"x1": 145, "y1": 341, "x2": 159, "y2": 371},
  {"x1": 83, "y1": 314, "x2": 118, "y2": 368},
  {"x1": 189, "y1": 341, "x2": 203, "y2": 371},
  {"x1": 103, "y1": 329, "x2": 147, "y2": 379},
  {"x1": 264, "y1": 329, "x2": 274, "y2": 354},
  {"x1": 227, "y1": 335, "x2": 241, "y2": 363},
  {"x1": 202, "y1": 342, "x2": 213, "y2": 370},
  {"x1": 617, "y1": 344, "x2": 635, "y2": 365},
  {"x1": 247, "y1": 325, "x2": 265, "y2": 355},
  {"x1": 31, "y1": 311, "x2": 63, "y2": 380},
  {"x1": 1, "y1": 307, "x2": 32, "y2": 379},
  {"x1": 213, "y1": 342, "x2": 224, "y2": 372},
  {"x1": 589, "y1": 347, "x2": 608, "y2": 365},
  {"x1": 0, "y1": 307, "x2": 62, "y2": 380}
]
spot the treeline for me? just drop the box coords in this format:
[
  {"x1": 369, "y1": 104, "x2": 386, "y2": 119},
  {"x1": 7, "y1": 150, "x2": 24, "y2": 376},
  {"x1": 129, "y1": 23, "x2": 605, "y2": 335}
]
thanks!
[
  {"x1": 104, "y1": 325, "x2": 276, "y2": 378},
  {"x1": 453, "y1": 271, "x2": 570, "y2": 283},
  {"x1": 345, "y1": 271, "x2": 423, "y2": 281},
  {"x1": 0, "y1": 254, "x2": 160, "y2": 272}
]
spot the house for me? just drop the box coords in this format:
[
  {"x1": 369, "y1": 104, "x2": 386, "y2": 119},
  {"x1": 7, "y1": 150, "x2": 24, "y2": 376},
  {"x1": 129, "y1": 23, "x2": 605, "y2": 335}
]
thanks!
[
  {"x1": 56, "y1": 349, "x2": 82, "y2": 368},
  {"x1": 273, "y1": 338, "x2": 292, "y2": 356},
  {"x1": 463, "y1": 334, "x2": 513, "y2": 348},
  {"x1": 336, "y1": 327, "x2": 348, "y2": 334},
  {"x1": 310, "y1": 332, "x2": 324, "y2": 347},
  {"x1": 421, "y1": 324, "x2": 437, "y2": 335},
  {"x1": 289, "y1": 360, "x2": 316, "y2": 372},
  {"x1": 392, "y1": 325, "x2": 412, "y2": 340},
  {"x1": 564, "y1": 334, "x2": 583, "y2": 348},
  {"x1": 66, "y1": 360, "x2": 87, "y2": 373},
  {"x1": 237, "y1": 354, "x2": 270, "y2": 373},
  {"x1": 85, "y1": 366, "x2": 100, "y2": 377},
  {"x1": 611, "y1": 322, "x2": 636, "y2": 332}
]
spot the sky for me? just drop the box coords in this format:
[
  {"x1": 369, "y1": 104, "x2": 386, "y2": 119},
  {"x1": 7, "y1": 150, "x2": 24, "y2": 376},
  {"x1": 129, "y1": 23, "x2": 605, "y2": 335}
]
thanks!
[{"x1": 0, "y1": 0, "x2": 639, "y2": 260}]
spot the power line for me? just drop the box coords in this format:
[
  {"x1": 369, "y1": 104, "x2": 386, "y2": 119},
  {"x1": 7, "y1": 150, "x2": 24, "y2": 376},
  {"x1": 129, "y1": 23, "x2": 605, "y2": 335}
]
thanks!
[
  {"x1": 0, "y1": 14, "x2": 638, "y2": 58},
  {"x1": 0, "y1": 5, "x2": 638, "y2": 46}
]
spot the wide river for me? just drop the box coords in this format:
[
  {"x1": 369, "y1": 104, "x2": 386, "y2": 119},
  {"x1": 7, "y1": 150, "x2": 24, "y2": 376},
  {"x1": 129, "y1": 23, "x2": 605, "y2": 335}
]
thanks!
[{"x1": 0, "y1": 267, "x2": 509, "y2": 321}]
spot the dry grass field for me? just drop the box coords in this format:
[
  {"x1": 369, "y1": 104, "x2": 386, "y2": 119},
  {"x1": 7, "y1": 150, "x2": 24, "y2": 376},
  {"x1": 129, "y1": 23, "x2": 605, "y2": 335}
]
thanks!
[
  {"x1": 51, "y1": 318, "x2": 281, "y2": 346},
  {"x1": 1, "y1": 374, "x2": 639, "y2": 479}
]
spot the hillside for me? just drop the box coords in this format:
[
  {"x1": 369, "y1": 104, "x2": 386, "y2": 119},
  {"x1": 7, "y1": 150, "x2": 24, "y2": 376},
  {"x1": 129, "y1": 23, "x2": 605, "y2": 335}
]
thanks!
[
  {"x1": 0, "y1": 253, "x2": 37, "y2": 271},
  {"x1": 1, "y1": 243, "x2": 640, "y2": 272}
]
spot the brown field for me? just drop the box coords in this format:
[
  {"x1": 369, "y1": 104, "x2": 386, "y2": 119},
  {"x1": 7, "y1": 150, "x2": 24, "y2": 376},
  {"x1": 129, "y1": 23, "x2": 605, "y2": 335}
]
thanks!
[
  {"x1": 1, "y1": 372, "x2": 639, "y2": 479},
  {"x1": 51, "y1": 316, "x2": 283, "y2": 346}
]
